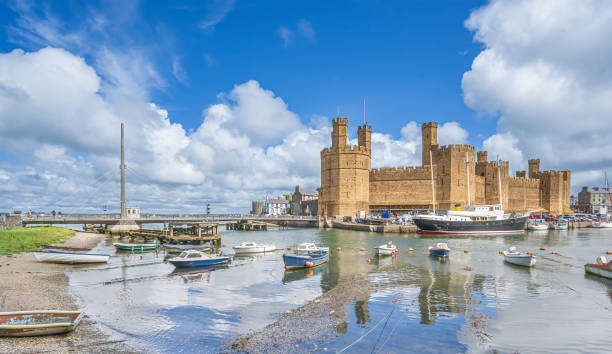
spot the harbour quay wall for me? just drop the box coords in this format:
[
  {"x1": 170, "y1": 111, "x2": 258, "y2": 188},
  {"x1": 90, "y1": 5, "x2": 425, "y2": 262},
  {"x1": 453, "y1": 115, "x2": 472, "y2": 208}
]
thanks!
[{"x1": 0, "y1": 213, "x2": 22, "y2": 230}]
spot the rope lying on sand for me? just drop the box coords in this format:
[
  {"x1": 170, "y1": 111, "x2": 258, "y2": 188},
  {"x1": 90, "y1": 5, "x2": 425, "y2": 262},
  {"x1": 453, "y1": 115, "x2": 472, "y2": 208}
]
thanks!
[{"x1": 336, "y1": 304, "x2": 395, "y2": 354}]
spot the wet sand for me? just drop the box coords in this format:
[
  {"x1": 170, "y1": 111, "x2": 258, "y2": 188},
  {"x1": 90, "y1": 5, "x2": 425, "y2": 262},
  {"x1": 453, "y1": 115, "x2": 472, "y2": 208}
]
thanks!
[
  {"x1": 0, "y1": 232, "x2": 137, "y2": 353},
  {"x1": 226, "y1": 273, "x2": 371, "y2": 353}
]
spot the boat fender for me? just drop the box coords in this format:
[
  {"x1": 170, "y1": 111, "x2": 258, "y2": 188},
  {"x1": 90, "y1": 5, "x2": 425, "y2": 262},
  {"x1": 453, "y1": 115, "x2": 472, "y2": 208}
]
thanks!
[
  {"x1": 597, "y1": 256, "x2": 607, "y2": 265},
  {"x1": 305, "y1": 261, "x2": 314, "y2": 267},
  {"x1": 499, "y1": 250, "x2": 503, "y2": 255}
]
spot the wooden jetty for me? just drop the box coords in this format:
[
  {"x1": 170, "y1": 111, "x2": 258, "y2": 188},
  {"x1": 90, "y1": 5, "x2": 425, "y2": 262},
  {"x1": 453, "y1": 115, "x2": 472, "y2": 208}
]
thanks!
[
  {"x1": 226, "y1": 220, "x2": 270, "y2": 231},
  {"x1": 108, "y1": 222, "x2": 222, "y2": 248}
]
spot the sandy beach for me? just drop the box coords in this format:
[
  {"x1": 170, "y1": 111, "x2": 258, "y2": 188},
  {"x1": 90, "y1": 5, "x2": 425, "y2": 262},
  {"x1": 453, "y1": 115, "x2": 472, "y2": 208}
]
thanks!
[{"x1": 0, "y1": 232, "x2": 137, "y2": 353}]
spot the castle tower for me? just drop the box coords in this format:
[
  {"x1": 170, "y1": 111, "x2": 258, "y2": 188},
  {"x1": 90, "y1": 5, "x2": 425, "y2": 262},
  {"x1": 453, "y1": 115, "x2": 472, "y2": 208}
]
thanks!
[
  {"x1": 319, "y1": 117, "x2": 371, "y2": 217},
  {"x1": 358, "y1": 124, "x2": 372, "y2": 152},
  {"x1": 529, "y1": 159, "x2": 540, "y2": 178},
  {"x1": 477, "y1": 151, "x2": 488, "y2": 163},
  {"x1": 332, "y1": 116, "x2": 348, "y2": 148},
  {"x1": 422, "y1": 122, "x2": 438, "y2": 166}
]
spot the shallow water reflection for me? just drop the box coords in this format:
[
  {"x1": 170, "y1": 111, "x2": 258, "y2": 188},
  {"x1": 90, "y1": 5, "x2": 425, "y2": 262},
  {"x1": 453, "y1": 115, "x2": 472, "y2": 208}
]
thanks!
[{"x1": 68, "y1": 227, "x2": 612, "y2": 353}]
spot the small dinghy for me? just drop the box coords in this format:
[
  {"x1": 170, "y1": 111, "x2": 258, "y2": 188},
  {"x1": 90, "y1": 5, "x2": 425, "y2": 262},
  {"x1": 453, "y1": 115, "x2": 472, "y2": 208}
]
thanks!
[
  {"x1": 168, "y1": 250, "x2": 231, "y2": 268},
  {"x1": 551, "y1": 222, "x2": 568, "y2": 230},
  {"x1": 113, "y1": 242, "x2": 158, "y2": 251},
  {"x1": 428, "y1": 243, "x2": 450, "y2": 257},
  {"x1": 283, "y1": 249, "x2": 329, "y2": 270},
  {"x1": 34, "y1": 250, "x2": 110, "y2": 264},
  {"x1": 0, "y1": 311, "x2": 83, "y2": 337},
  {"x1": 584, "y1": 256, "x2": 612, "y2": 279},
  {"x1": 295, "y1": 242, "x2": 329, "y2": 255},
  {"x1": 503, "y1": 246, "x2": 536, "y2": 267},
  {"x1": 527, "y1": 223, "x2": 548, "y2": 231},
  {"x1": 374, "y1": 241, "x2": 398, "y2": 256},
  {"x1": 232, "y1": 241, "x2": 276, "y2": 254}
]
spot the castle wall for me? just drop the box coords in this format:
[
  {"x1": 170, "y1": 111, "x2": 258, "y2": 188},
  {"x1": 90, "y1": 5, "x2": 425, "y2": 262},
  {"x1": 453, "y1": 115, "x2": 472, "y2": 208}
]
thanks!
[
  {"x1": 369, "y1": 166, "x2": 436, "y2": 210},
  {"x1": 507, "y1": 177, "x2": 541, "y2": 212},
  {"x1": 319, "y1": 118, "x2": 571, "y2": 217}
]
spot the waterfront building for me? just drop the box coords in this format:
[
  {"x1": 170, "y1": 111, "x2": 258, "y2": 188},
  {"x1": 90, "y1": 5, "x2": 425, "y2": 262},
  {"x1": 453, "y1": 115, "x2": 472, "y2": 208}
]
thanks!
[
  {"x1": 577, "y1": 186, "x2": 612, "y2": 214},
  {"x1": 264, "y1": 197, "x2": 290, "y2": 216},
  {"x1": 319, "y1": 117, "x2": 572, "y2": 217},
  {"x1": 291, "y1": 185, "x2": 319, "y2": 215}
]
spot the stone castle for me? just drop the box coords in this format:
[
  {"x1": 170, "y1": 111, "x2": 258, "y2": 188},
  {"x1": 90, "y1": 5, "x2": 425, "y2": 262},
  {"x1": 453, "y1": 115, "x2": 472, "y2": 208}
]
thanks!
[{"x1": 318, "y1": 117, "x2": 571, "y2": 217}]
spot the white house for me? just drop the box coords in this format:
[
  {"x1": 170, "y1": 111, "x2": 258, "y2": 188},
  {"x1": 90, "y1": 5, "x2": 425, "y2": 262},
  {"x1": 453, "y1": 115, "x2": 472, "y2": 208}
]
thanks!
[{"x1": 264, "y1": 197, "x2": 290, "y2": 216}]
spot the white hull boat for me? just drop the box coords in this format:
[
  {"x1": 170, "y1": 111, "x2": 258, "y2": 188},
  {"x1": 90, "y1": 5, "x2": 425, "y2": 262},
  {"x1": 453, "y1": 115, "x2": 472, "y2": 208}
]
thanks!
[
  {"x1": 232, "y1": 242, "x2": 276, "y2": 254},
  {"x1": 584, "y1": 256, "x2": 612, "y2": 279},
  {"x1": 34, "y1": 250, "x2": 110, "y2": 264},
  {"x1": 374, "y1": 242, "x2": 397, "y2": 256},
  {"x1": 0, "y1": 311, "x2": 83, "y2": 337},
  {"x1": 592, "y1": 221, "x2": 612, "y2": 228},
  {"x1": 503, "y1": 247, "x2": 536, "y2": 267},
  {"x1": 527, "y1": 223, "x2": 548, "y2": 231},
  {"x1": 551, "y1": 222, "x2": 568, "y2": 230},
  {"x1": 296, "y1": 242, "x2": 329, "y2": 255}
]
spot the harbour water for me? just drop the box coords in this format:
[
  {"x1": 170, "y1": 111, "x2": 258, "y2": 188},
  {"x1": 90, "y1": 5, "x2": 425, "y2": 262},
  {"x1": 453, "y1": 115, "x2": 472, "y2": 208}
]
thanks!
[{"x1": 67, "y1": 227, "x2": 612, "y2": 353}]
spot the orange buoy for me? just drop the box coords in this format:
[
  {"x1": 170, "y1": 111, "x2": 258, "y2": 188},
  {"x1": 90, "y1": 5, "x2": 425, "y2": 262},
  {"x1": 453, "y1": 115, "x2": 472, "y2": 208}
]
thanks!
[
  {"x1": 337, "y1": 247, "x2": 341, "y2": 251},
  {"x1": 305, "y1": 261, "x2": 314, "y2": 267},
  {"x1": 607, "y1": 250, "x2": 612, "y2": 255},
  {"x1": 499, "y1": 250, "x2": 503, "y2": 255},
  {"x1": 287, "y1": 246, "x2": 291, "y2": 250},
  {"x1": 306, "y1": 269, "x2": 314, "y2": 277},
  {"x1": 409, "y1": 248, "x2": 414, "y2": 252},
  {"x1": 464, "y1": 249, "x2": 469, "y2": 253},
  {"x1": 222, "y1": 244, "x2": 226, "y2": 248},
  {"x1": 540, "y1": 247, "x2": 546, "y2": 251},
  {"x1": 360, "y1": 247, "x2": 365, "y2": 251},
  {"x1": 551, "y1": 251, "x2": 557, "y2": 255},
  {"x1": 367, "y1": 258, "x2": 371, "y2": 263},
  {"x1": 527, "y1": 251, "x2": 533, "y2": 255}
]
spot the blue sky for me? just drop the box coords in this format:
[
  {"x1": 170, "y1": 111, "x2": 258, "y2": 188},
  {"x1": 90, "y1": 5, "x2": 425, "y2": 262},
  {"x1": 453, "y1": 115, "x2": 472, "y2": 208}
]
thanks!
[
  {"x1": 1, "y1": 0, "x2": 611, "y2": 212},
  {"x1": 0, "y1": 0, "x2": 491, "y2": 142}
]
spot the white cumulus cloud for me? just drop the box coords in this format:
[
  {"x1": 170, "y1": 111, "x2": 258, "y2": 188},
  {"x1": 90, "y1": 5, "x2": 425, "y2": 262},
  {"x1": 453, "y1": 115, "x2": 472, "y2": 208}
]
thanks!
[{"x1": 462, "y1": 0, "x2": 612, "y2": 191}]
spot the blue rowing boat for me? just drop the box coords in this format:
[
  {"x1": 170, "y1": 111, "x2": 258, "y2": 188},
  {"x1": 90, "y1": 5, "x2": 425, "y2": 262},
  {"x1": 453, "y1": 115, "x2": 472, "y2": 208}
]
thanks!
[
  {"x1": 428, "y1": 242, "x2": 451, "y2": 257},
  {"x1": 283, "y1": 250, "x2": 329, "y2": 270},
  {"x1": 168, "y1": 250, "x2": 231, "y2": 268}
]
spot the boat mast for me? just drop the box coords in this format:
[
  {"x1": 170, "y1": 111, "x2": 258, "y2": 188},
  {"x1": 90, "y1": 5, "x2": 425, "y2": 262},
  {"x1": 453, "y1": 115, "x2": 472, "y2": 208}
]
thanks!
[
  {"x1": 466, "y1": 151, "x2": 471, "y2": 208},
  {"x1": 430, "y1": 150, "x2": 436, "y2": 214},
  {"x1": 120, "y1": 123, "x2": 126, "y2": 219},
  {"x1": 497, "y1": 163, "x2": 503, "y2": 208}
]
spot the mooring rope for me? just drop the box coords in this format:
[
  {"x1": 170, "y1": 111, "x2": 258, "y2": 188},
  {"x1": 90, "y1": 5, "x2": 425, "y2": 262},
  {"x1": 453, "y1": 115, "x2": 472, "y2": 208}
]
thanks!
[{"x1": 336, "y1": 304, "x2": 395, "y2": 354}]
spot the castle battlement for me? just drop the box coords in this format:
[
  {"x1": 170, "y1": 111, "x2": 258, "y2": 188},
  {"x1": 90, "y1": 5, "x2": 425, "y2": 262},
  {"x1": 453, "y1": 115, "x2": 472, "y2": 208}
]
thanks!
[
  {"x1": 321, "y1": 145, "x2": 369, "y2": 155},
  {"x1": 435, "y1": 144, "x2": 476, "y2": 154},
  {"x1": 370, "y1": 165, "x2": 432, "y2": 180},
  {"x1": 332, "y1": 116, "x2": 348, "y2": 125},
  {"x1": 357, "y1": 124, "x2": 372, "y2": 132},
  {"x1": 509, "y1": 177, "x2": 540, "y2": 188}
]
